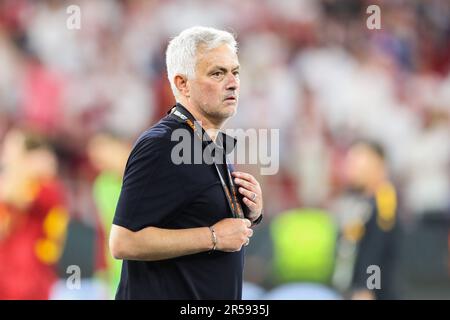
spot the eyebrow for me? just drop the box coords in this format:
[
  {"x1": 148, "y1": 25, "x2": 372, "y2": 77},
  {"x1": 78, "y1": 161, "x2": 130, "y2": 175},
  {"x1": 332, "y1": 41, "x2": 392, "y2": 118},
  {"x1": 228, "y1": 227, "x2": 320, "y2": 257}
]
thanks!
[{"x1": 208, "y1": 65, "x2": 240, "y2": 73}]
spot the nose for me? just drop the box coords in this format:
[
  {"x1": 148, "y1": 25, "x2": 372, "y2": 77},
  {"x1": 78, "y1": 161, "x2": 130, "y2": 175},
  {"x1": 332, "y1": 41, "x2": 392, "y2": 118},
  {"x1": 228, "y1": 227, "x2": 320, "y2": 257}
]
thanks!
[{"x1": 225, "y1": 73, "x2": 239, "y2": 91}]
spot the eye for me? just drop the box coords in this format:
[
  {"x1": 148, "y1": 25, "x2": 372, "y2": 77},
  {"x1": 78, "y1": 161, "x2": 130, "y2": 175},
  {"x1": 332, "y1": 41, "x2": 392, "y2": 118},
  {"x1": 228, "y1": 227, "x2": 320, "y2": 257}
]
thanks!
[
  {"x1": 211, "y1": 71, "x2": 224, "y2": 78},
  {"x1": 233, "y1": 70, "x2": 240, "y2": 76}
]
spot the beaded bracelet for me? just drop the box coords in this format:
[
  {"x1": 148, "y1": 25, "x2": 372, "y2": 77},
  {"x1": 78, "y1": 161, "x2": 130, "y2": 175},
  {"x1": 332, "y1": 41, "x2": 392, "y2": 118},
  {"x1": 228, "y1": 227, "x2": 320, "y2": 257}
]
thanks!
[{"x1": 209, "y1": 226, "x2": 217, "y2": 253}]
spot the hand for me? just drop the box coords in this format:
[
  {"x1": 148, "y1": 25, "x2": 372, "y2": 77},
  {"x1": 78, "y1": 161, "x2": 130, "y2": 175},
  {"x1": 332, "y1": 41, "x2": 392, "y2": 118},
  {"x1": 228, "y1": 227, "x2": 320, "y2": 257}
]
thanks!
[
  {"x1": 232, "y1": 171, "x2": 263, "y2": 223},
  {"x1": 212, "y1": 218, "x2": 253, "y2": 252}
]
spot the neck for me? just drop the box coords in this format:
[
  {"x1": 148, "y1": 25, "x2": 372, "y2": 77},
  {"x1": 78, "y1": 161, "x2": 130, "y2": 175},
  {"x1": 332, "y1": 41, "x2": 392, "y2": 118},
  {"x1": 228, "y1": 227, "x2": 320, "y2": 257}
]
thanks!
[{"x1": 178, "y1": 101, "x2": 224, "y2": 142}]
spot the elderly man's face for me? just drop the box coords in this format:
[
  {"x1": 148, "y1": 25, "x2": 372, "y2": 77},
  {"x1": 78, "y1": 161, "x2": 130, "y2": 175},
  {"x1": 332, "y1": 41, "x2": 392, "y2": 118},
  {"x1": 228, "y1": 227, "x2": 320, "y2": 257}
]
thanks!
[{"x1": 189, "y1": 44, "x2": 240, "y2": 122}]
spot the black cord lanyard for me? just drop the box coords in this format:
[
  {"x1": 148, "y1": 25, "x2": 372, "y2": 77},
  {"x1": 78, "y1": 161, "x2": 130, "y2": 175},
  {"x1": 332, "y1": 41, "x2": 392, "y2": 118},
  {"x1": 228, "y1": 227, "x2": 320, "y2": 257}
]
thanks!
[{"x1": 170, "y1": 108, "x2": 244, "y2": 219}]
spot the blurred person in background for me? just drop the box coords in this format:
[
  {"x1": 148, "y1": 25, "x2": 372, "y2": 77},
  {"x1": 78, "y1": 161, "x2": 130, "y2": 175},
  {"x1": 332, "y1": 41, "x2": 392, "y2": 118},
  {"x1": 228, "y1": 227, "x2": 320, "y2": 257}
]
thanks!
[
  {"x1": 87, "y1": 133, "x2": 131, "y2": 298},
  {"x1": 0, "y1": 129, "x2": 69, "y2": 299},
  {"x1": 342, "y1": 140, "x2": 399, "y2": 300}
]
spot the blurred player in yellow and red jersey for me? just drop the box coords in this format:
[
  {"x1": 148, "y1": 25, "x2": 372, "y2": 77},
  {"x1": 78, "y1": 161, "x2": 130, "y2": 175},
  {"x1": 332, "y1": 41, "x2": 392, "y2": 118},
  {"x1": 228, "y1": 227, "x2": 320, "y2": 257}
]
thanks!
[{"x1": 0, "y1": 129, "x2": 69, "y2": 299}]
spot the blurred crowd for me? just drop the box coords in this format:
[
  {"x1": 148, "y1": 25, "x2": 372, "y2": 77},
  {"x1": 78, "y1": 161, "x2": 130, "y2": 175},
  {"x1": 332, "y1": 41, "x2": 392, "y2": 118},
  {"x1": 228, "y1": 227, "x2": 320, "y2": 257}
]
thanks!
[{"x1": 0, "y1": 0, "x2": 449, "y2": 299}]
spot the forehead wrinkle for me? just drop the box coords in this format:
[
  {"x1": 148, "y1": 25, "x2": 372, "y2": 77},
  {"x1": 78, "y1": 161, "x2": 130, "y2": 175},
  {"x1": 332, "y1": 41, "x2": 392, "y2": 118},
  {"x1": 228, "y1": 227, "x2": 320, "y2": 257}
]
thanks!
[{"x1": 195, "y1": 45, "x2": 239, "y2": 73}]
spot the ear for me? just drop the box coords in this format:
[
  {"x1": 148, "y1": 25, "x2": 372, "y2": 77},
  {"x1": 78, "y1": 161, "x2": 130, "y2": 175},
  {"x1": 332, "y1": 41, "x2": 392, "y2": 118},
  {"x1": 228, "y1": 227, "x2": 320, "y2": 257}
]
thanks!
[{"x1": 174, "y1": 74, "x2": 190, "y2": 98}]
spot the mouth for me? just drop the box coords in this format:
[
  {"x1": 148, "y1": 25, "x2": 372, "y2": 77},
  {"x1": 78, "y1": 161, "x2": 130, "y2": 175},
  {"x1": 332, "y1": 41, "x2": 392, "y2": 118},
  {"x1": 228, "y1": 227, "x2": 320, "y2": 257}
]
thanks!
[{"x1": 224, "y1": 96, "x2": 237, "y2": 102}]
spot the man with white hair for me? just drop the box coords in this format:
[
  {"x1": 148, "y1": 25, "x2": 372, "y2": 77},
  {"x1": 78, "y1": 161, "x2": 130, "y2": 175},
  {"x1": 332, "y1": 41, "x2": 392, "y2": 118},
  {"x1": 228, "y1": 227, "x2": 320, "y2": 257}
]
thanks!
[{"x1": 109, "y1": 26, "x2": 263, "y2": 299}]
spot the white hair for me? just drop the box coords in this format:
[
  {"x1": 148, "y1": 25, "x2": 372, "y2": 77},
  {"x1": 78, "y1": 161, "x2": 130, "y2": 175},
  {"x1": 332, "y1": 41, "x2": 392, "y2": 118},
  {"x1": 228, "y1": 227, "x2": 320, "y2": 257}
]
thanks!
[{"x1": 166, "y1": 26, "x2": 238, "y2": 100}]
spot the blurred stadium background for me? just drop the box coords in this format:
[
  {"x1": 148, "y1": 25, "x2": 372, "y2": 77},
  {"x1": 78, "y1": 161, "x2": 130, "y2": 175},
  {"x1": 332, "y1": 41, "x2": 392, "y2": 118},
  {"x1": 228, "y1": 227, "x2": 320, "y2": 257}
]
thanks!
[{"x1": 0, "y1": 0, "x2": 449, "y2": 299}]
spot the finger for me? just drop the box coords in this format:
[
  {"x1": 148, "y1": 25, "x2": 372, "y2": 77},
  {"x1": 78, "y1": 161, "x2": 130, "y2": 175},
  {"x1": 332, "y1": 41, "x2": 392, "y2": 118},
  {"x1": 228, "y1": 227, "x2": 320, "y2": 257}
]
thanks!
[
  {"x1": 238, "y1": 187, "x2": 258, "y2": 201},
  {"x1": 247, "y1": 228, "x2": 254, "y2": 238},
  {"x1": 232, "y1": 171, "x2": 258, "y2": 185},
  {"x1": 234, "y1": 178, "x2": 256, "y2": 191},
  {"x1": 243, "y1": 197, "x2": 258, "y2": 211},
  {"x1": 243, "y1": 218, "x2": 251, "y2": 228}
]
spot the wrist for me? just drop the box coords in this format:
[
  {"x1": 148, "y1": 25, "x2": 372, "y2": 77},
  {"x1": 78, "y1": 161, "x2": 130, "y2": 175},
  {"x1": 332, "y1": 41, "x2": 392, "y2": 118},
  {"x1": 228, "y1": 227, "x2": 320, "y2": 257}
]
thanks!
[{"x1": 250, "y1": 210, "x2": 263, "y2": 226}]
